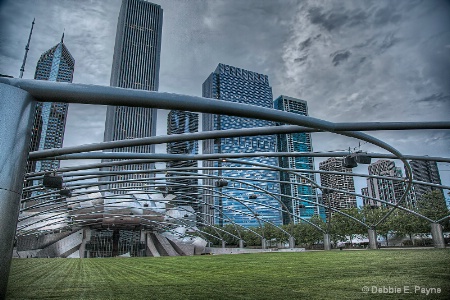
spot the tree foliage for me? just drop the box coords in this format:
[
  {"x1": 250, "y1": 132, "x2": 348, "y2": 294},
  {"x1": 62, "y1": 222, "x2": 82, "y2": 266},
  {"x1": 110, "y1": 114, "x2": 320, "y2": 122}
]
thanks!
[{"x1": 198, "y1": 192, "x2": 449, "y2": 247}]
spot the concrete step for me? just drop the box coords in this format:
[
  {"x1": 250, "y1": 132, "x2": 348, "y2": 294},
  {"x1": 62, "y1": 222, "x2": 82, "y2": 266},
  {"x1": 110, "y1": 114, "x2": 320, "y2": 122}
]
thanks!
[
  {"x1": 146, "y1": 232, "x2": 160, "y2": 257},
  {"x1": 152, "y1": 233, "x2": 179, "y2": 256},
  {"x1": 36, "y1": 229, "x2": 83, "y2": 258}
]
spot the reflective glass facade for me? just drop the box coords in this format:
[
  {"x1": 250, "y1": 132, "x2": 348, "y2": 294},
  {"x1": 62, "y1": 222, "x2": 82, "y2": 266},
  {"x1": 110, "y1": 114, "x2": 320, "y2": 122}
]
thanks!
[
  {"x1": 29, "y1": 38, "x2": 74, "y2": 171},
  {"x1": 25, "y1": 37, "x2": 74, "y2": 199},
  {"x1": 274, "y1": 95, "x2": 325, "y2": 224},
  {"x1": 166, "y1": 110, "x2": 200, "y2": 216},
  {"x1": 409, "y1": 160, "x2": 444, "y2": 201},
  {"x1": 202, "y1": 64, "x2": 282, "y2": 227}
]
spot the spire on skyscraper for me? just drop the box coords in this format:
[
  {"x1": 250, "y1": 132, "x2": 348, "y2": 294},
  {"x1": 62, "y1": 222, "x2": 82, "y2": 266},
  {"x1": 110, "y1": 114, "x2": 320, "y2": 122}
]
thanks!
[{"x1": 19, "y1": 18, "x2": 35, "y2": 78}]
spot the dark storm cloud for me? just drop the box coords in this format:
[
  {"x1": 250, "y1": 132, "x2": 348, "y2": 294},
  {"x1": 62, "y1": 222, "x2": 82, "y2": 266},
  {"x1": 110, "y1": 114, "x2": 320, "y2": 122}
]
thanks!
[
  {"x1": 299, "y1": 37, "x2": 312, "y2": 51},
  {"x1": 294, "y1": 55, "x2": 308, "y2": 64},
  {"x1": 331, "y1": 50, "x2": 351, "y2": 66},
  {"x1": 378, "y1": 32, "x2": 399, "y2": 53},
  {"x1": 307, "y1": 5, "x2": 368, "y2": 32},
  {"x1": 373, "y1": 6, "x2": 402, "y2": 25},
  {"x1": 307, "y1": 7, "x2": 349, "y2": 31},
  {"x1": 279, "y1": 0, "x2": 450, "y2": 193},
  {"x1": 415, "y1": 93, "x2": 450, "y2": 104}
]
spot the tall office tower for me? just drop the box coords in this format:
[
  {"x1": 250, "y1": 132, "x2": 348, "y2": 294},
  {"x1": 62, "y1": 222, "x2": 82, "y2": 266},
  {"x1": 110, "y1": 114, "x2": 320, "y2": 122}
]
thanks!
[
  {"x1": 319, "y1": 158, "x2": 357, "y2": 210},
  {"x1": 274, "y1": 95, "x2": 324, "y2": 224},
  {"x1": 103, "y1": 0, "x2": 163, "y2": 193},
  {"x1": 409, "y1": 160, "x2": 444, "y2": 200},
  {"x1": 362, "y1": 160, "x2": 415, "y2": 208},
  {"x1": 24, "y1": 35, "x2": 75, "y2": 198},
  {"x1": 202, "y1": 63, "x2": 281, "y2": 227},
  {"x1": 166, "y1": 110, "x2": 200, "y2": 214}
]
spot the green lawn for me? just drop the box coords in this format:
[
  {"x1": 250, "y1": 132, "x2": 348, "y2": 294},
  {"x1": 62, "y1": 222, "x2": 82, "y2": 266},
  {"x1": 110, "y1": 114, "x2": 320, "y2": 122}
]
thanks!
[{"x1": 7, "y1": 249, "x2": 450, "y2": 300}]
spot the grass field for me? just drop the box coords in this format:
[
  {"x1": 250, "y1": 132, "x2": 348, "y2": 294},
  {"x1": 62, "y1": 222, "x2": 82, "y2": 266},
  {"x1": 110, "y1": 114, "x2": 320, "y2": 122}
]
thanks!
[{"x1": 6, "y1": 249, "x2": 450, "y2": 299}]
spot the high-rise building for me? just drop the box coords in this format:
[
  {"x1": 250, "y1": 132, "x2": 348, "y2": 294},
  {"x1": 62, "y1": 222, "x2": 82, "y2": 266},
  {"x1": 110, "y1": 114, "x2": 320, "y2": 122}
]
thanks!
[
  {"x1": 319, "y1": 158, "x2": 356, "y2": 210},
  {"x1": 25, "y1": 35, "x2": 74, "y2": 198},
  {"x1": 166, "y1": 110, "x2": 200, "y2": 215},
  {"x1": 409, "y1": 160, "x2": 443, "y2": 200},
  {"x1": 362, "y1": 160, "x2": 415, "y2": 208},
  {"x1": 103, "y1": 0, "x2": 163, "y2": 193},
  {"x1": 274, "y1": 95, "x2": 324, "y2": 224},
  {"x1": 202, "y1": 63, "x2": 281, "y2": 227}
]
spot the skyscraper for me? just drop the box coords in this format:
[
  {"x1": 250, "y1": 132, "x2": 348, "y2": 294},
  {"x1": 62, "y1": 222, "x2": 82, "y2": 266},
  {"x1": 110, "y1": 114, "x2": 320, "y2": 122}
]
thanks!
[
  {"x1": 202, "y1": 63, "x2": 282, "y2": 227},
  {"x1": 26, "y1": 34, "x2": 75, "y2": 178},
  {"x1": 409, "y1": 160, "x2": 443, "y2": 200},
  {"x1": 274, "y1": 95, "x2": 324, "y2": 224},
  {"x1": 166, "y1": 110, "x2": 199, "y2": 215},
  {"x1": 362, "y1": 160, "x2": 415, "y2": 207},
  {"x1": 103, "y1": 0, "x2": 163, "y2": 193},
  {"x1": 319, "y1": 158, "x2": 357, "y2": 210}
]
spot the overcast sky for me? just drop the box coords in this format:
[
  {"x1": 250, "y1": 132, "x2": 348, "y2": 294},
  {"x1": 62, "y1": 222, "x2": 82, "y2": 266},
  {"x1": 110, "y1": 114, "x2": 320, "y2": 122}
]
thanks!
[{"x1": 1, "y1": 0, "x2": 449, "y2": 200}]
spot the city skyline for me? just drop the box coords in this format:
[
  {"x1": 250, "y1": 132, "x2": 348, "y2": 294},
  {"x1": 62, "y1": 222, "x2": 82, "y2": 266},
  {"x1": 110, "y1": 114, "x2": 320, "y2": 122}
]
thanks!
[{"x1": 0, "y1": 0, "x2": 449, "y2": 201}]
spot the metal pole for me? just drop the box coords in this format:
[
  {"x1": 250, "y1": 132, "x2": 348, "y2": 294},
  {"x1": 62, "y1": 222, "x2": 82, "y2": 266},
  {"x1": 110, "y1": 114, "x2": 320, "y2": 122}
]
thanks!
[
  {"x1": 289, "y1": 236, "x2": 295, "y2": 249},
  {"x1": 368, "y1": 228, "x2": 378, "y2": 250},
  {"x1": 430, "y1": 223, "x2": 446, "y2": 248},
  {"x1": 261, "y1": 238, "x2": 267, "y2": 249},
  {"x1": 0, "y1": 83, "x2": 36, "y2": 299},
  {"x1": 323, "y1": 233, "x2": 331, "y2": 251}
]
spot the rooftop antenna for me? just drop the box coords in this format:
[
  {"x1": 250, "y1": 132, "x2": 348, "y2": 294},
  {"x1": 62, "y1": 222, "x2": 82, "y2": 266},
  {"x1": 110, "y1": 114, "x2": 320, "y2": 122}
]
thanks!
[
  {"x1": 61, "y1": 28, "x2": 65, "y2": 43},
  {"x1": 19, "y1": 18, "x2": 35, "y2": 78}
]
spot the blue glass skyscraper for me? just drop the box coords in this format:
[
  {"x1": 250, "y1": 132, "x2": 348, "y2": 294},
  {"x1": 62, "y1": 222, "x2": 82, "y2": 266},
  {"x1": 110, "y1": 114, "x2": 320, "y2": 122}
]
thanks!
[
  {"x1": 167, "y1": 110, "x2": 200, "y2": 214},
  {"x1": 23, "y1": 35, "x2": 74, "y2": 200},
  {"x1": 27, "y1": 35, "x2": 74, "y2": 173},
  {"x1": 274, "y1": 95, "x2": 325, "y2": 224},
  {"x1": 202, "y1": 64, "x2": 282, "y2": 227}
]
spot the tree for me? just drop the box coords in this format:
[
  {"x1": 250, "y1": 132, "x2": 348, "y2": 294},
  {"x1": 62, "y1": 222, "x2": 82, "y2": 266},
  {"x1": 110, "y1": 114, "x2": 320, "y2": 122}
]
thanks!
[
  {"x1": 294, "y1": 215, "x2": 325, "y2": 248},
  {"x1": 221, "y1": 224, "x2": 240, "y2": 246},
  {"x1": 393, "y1": 208, "x2": 429, "y2": 244},
  {"x1": 240, "y1": 226, "x2": 261, "y2": 247},
  {"x1": 198, "y1": 225, "x2": 222, "y2": 246},
  {"x1": 330, "y1": 208, "x2": 366, "y2": 245},
  {"x1": 416, "y1": 190, "x2": 450, "y2": 231},
  {"x1": 361, "y1": 206, "x2": 394, "y2": 246}
]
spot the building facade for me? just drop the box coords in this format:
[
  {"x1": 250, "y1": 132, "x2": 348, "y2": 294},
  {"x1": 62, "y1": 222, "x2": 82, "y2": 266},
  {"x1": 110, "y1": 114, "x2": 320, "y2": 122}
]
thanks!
[
  {"x1": 202, "y1": 63, "x2": 282, "y2": 227},
  {"x1": 319, "y1": 158, "x2": 357, "y2": 210},
  {"x1": 274, "y1": 95, "x2": 324, "y2": 224},
  {"x1": 362, "y1": 160, "x2": 415, "y2": 208},
  {"x1": 166, "y1": 110, "x2": 200, "y2": 216},
  {"x1": 24, "y1": 35, "x2": 75, "y2": 199},
  {"x1": 409, "y1": 160, "x2": 443, "y2": 200},
  {"x1": 103, "y1": 0, "x2": 163, "y2": 193}
]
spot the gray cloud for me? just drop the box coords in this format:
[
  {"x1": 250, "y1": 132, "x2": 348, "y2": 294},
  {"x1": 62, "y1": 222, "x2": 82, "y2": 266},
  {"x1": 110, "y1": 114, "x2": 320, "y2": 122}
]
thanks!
[
  {"x1": 415, "y1": 93, "x2": 450, "y2": 104},
  {"x1": 331, "y1": 50, "x2": 351, "y2": 66},
  {"x1": 373, "y1": 6, "x2": 402, "y2": 25},
  {"x1": 294, "y1": 55, "x2": 308, "y2": 64},
  {"x1": 307, "y1": 7, "x2": 349, "y2": 31}
]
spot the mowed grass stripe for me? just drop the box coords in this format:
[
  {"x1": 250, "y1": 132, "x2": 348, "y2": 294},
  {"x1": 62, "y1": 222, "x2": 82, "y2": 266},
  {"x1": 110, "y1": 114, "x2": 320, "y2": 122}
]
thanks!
[{"x1": 6, "y1": 249, "x2": 450, "y2": 299}]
